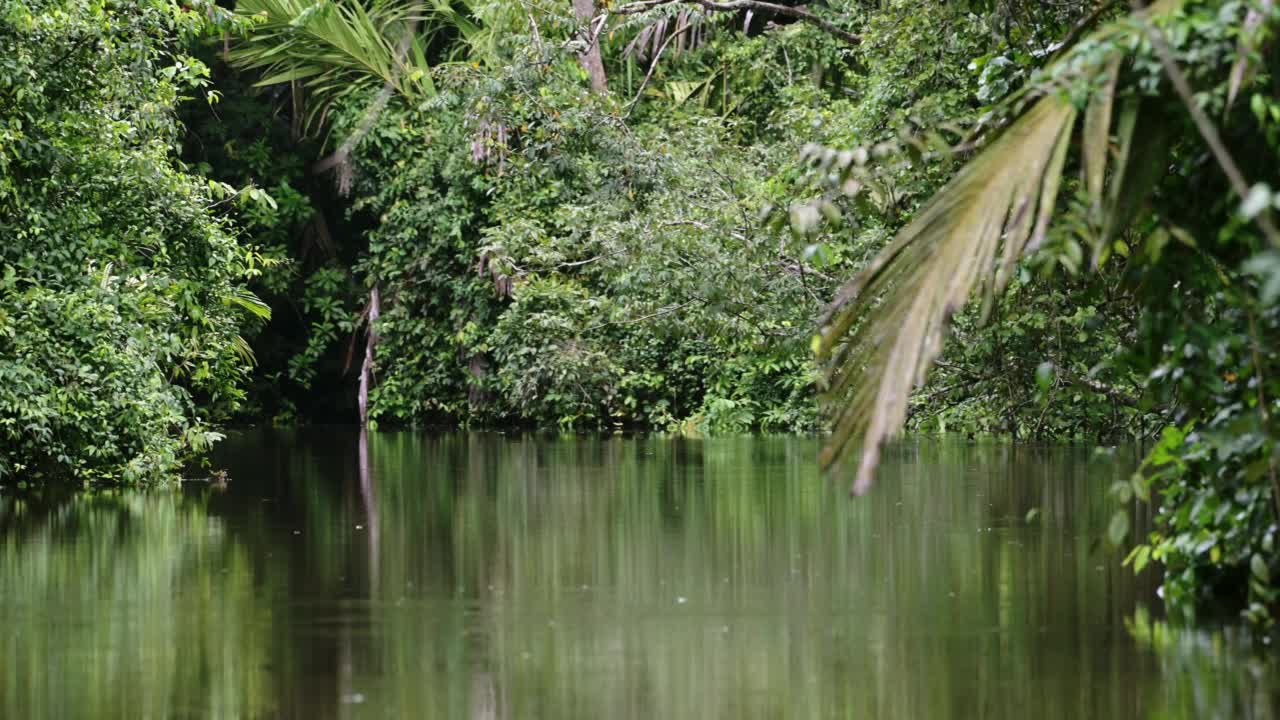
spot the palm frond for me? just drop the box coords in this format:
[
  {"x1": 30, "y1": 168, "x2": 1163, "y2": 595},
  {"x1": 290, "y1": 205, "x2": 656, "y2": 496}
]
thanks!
[
  {"x1": 229, "y1": 0, "x2": 435, "y2": 135},
  {"x1": 225, "y1": 287, "x2": 273, "y2": 320},
  {"x1": 816, "y1": 0, "x2": 1186, "y2": 495},
  {"x1": 231, "y1": 335, "x2": 259, "y2": 366},
  {"x1": 623, "y1": 7, "x2": 712, "y2": 62}
]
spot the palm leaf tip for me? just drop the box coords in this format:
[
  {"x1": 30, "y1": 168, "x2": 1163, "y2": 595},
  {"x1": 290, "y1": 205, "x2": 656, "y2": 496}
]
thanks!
[{"x1": 818, "y1": 96, "x2": 1081, "y2": 496}]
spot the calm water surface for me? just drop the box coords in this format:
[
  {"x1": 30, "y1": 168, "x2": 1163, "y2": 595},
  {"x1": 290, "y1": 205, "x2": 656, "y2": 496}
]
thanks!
[{"x1": 0, "y1": 431, "x2": 1275, "y2": 718}]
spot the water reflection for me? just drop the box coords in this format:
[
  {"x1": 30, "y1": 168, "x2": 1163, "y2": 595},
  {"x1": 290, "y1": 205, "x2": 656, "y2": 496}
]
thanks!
[{"x1": 0, "y1": 432, "x2": 1273, "y2": 718}]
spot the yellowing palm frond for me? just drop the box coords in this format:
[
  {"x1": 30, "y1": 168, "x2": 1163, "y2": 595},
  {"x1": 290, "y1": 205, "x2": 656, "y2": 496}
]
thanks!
[
  {"x1": 818, "y1": 0, "x2": 1186, "y2": 495},
  {"x1": 819, "y1": 98, "x2": 1078, "y2": 494}
]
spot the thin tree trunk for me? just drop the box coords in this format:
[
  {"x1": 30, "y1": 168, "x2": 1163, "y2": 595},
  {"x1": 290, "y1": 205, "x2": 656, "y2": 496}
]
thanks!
[
  {"x1": 358, "y1": 286, "x2": 381, "y2": 426},
  {"x1": 572, "y1": 0, "x2": 608, "y2": 93}
]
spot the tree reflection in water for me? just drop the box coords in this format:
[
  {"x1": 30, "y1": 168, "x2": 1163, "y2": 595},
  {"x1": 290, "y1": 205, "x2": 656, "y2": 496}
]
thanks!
[{"x1": 0, "y1": 432, "x2": 1273, "y2": 719}]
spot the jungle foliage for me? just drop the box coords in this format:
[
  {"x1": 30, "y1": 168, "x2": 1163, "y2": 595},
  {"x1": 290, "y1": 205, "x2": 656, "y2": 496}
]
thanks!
[
  {"x1": 0, "y1": 0, "x2": 269, "y2": 482},
  {"x1": 202, "y1": 0, "x2": 1280, "y2": 623},
  {"x1": 215, "y1": 0, "x2": 1016, "y2": 432},
  {"x1": 4, "y1": 0, "x2": 1280, "y2": 622}
]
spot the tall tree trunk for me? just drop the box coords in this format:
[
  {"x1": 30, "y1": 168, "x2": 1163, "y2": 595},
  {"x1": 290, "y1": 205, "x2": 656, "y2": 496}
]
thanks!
[{"x1": 572, "y1": 0, "x2": 608, "y2": 93}]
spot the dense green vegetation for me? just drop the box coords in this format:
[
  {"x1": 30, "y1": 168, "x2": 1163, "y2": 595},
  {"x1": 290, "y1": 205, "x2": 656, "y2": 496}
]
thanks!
[
  {"x1": 0, "y1": 0, "x2": 270, "y2": 482},
  {"x1": 3, "y1": 0, "x2": 1280, "y2": 623}
]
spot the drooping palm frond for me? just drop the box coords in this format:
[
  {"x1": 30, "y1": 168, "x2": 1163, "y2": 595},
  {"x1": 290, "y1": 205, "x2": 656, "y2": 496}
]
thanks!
[
  {"x1": 816, "y1": 0, "x2": 1187, "y2": 495},
  {"x1": 229, "y1": 0, "x2": 436, "y2": 134},
  {"x1": 623, "y1": 7, "x2": 712, "y2": 62}
]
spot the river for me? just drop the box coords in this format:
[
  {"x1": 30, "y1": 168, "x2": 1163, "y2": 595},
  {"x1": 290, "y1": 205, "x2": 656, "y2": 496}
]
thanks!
[{"x1": 0, "y1": 430, "x2": 1273, "y2": 718}]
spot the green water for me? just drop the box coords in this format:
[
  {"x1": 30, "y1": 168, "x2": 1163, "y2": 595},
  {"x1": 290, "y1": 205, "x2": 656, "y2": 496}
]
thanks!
[{"x1": 0, "y1": 431, "x2": 1274, "y2": 718}]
